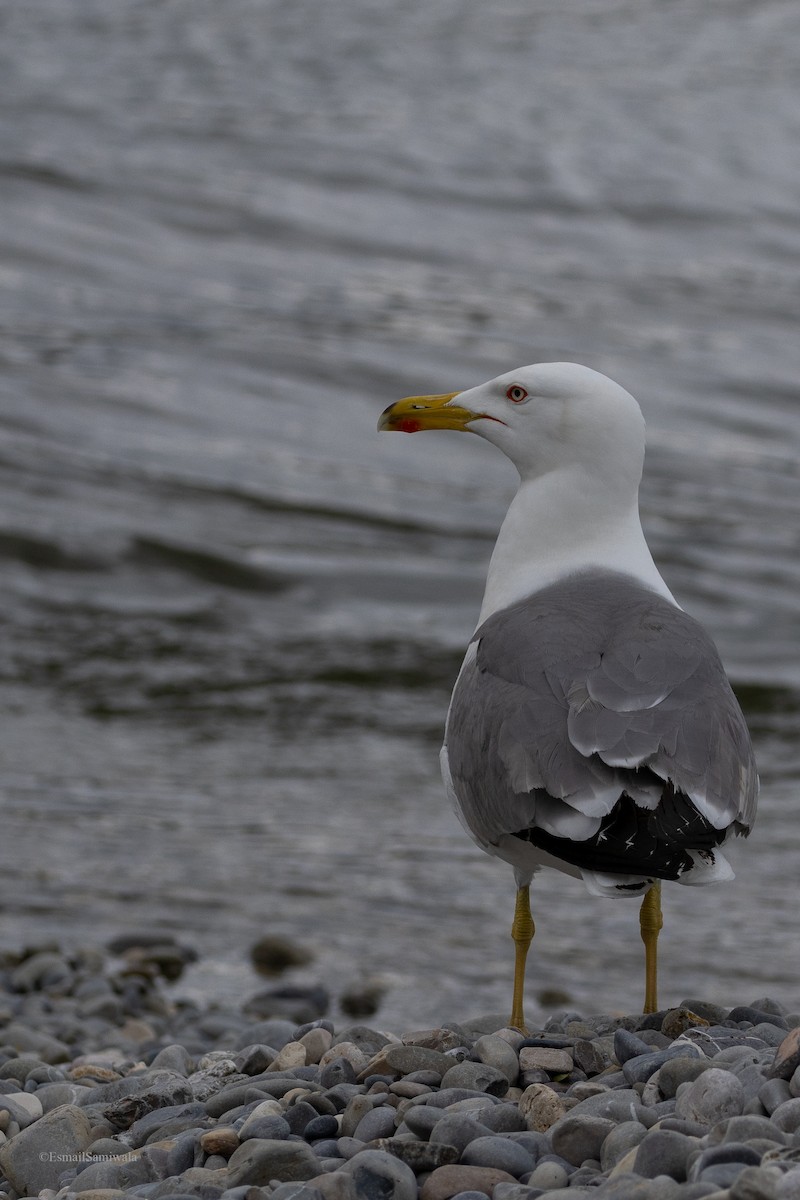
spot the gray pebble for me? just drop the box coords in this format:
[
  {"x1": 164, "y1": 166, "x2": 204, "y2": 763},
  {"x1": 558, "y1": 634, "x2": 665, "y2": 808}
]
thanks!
[
  {"x1": 71, "y1": 1154, "x2": 155, "y2": 1193},
  {"x1": 305, "y1": 1114, "x2": 340, "y2": 1141},
  {"x1": 759, "y1": 1078, "x2": 793, "y2": 1114},
  {"x1": 473, "y1": 1035, "x2": 520, "y2": 1085},
  {"x1": 340, "y1": 1148, "x2": 417, "y2": 1200},
  {"x1": 728, "y1": 1007, "x2": 789, "y2": 1030},
  {"x1": 572, "y1": 1039, "x2": 608, "y2": 1077},
  {"x1": 550, "y1": 1112, "x2": 617, "y2": 1166},
  {"x1": 679, "y1": 1000, "x2": 731, "y2": 1025},
  {"x1": 333, "y1": 1027, "x2": 392, "y2": 1056},
  {"x1": 622, "y1": 1046, "x2": 703, "y2": 1086},
  {"x1": 614, "y1": 1029, "x2": 653, "y2": 1065},
  {"x1": 567, "y1": 1087, "x2": 644, "y2": 1123},
  {"x1": 690, "y1": 1143, "x2": 763, "y2": 1182},
  {"x1": 0, "y1": 1023, "x2": 70, "y2": 1063},
  {"x1": 770, "y1": 1097, "x2": 800, "y2": 1134},
  {"x1": 657, "y1": 1057, "x2": 713, "y2": 1099},
  {"x1": 126, "y1": 1101, "x2": 207, "y2": 1148},
  {"x1": 440, "y1": 1061, "x2": 510, "y2": 1095},
  {"x1": 321, "y1": 1058, "x2": 359, "y2": 1089},
  {"x1": 599, "y1": 1119, "x2": 648, "y2": 1171},
  {"x1": 149, "y1": 1044, "x2": 195, "y2": 1076},
  {"x1": 286, "y1": 1100, "x2": 322, "y2": 1134},
  {"x1": 234, "y1": 1044, "x2": 276, "y2": 1076},
  {"x1": 353, "y1": 1104, "x2": 397, "y2": 1142},
  {"x1": 633, "y1": 1128, "x2": 695, "y2": 1180},
  {"x1": 401, "y1": 1103, "x2": 443, "y2": 1139},
  {"x1": 675, "y1": 1067, "x2": 746, "y2": 1125},
  {"x1": 0, "y1": 1103, "x2": 93, "y2": 1195},
  {"x1": 337, "y1": 1136, "x2": 369, "y2": 1159},
  {"x1": 227, "y1": 1137, "x2": 321, "y2": 1185},
  {"x1": 460, "y1": 1134, "x2": 535, "y2": 1176},
  {"x1": 238, "y1": 1112, "x2": 292, "y2": 1141},
  {"x1": 165, "y1": 1131, "x2": 198, "y2": 1176},
  {"x1": 430, "y1": 1113, "x2": 496, "y2": 1154},
  {"x1": 341, "y1": 1094, "x2": 377, "y2": 1137},
  {"x1": 382, "y1": 1045, "x2": 452, "y2": 1077},
  {"x1": 470, "y1": 1102, "x2": 527, "y2": 1133},
  {"x1": 527, "y1": 1158, "x2": 569, "y2": 1190},
  {"x1": 325, "y1": 1083, "x2": 366, "y2": 1111},
  {"x1": 717, "y1": 1113, "x2": 788, "y2": 1146}
]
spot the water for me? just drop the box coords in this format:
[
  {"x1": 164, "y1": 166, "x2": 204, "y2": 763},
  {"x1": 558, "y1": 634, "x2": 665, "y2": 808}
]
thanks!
[{"x1": 0, "y1": 0, "x2": 798, "y2": 1029}]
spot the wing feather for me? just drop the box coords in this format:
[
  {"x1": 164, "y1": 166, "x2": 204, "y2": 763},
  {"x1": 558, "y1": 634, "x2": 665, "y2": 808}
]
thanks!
[{"x1": 443, "y1": 569, "x2": 758, "y2": 882}]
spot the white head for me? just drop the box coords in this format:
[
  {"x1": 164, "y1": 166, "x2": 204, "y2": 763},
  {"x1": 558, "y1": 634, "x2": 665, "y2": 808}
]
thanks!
[
  {"x1": 379, "y1": 362, "x2": 646, "y2": 495},
  {"x1": 380, "y1": 362, "x2": 669, "y2": 615}
]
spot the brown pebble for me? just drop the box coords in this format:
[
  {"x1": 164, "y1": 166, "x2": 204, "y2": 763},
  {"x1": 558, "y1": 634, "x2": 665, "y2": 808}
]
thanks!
[
  {"x1": 69, "y1": 1065, "x2": 122, "y2": 1083},
  {"x1": 390, "y1": 1081, "x2": 432, "y2": 1099},
  {"x1": 519, "y1": 1082, "x2": 568, "y2": 1131},
  {"x1": 420, "y1": 1164, "x2": 517, "y2": 1200},
  {"x1": 267, "y1": 1041, "x2": 307, "y2": 1072},
  {"x1": 199, "y1": 1127, "x2": 240, "y2": 1157},
  {"x1": 300, "y1": 1027, "x2": 333, "y2": 1064},
  {"x1": 519, "y1": 1047, "x2": 573, "y2": 1075},
  {"x1": 661, "y1": 1008, "x2": 710, "y2": 1038},
  {"x1": 768, "y1": 1026, "x2": 800, "y2": 1080}
]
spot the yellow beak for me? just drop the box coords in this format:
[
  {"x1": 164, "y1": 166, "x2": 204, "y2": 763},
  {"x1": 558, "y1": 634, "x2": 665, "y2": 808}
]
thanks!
[{"x1": 377, "y1": 391, "x2": 478, "y2": 434}]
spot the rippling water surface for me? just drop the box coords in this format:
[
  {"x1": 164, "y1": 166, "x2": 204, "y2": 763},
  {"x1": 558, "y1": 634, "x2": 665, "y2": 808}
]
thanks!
[{"x1": 0, "y1": 0, "x2": 798, "y2": 1027}]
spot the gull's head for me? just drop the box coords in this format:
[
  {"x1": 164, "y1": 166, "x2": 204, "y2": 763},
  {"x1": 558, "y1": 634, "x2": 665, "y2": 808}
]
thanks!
[{"x1": 378, "y1": 362, "x2": 646, "y2": 485}]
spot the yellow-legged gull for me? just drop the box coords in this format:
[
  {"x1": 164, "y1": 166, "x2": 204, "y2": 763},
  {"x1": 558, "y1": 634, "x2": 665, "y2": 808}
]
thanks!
[{"x1": 378, "y1": 362, "x2": 757, "y2": 1028}]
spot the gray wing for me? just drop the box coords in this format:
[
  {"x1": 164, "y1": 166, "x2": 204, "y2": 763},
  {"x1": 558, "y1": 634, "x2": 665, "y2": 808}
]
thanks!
[{"x1": 444, "y1": 570, "x2": 758, "y2": 877}]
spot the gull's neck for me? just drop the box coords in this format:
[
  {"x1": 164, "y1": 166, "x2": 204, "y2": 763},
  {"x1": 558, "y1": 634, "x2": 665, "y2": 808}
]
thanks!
[{"x1": 477, "y1": 466, "x2": 675, "y2": 625}]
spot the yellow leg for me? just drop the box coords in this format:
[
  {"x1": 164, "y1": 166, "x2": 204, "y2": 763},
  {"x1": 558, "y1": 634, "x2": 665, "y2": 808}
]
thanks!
[
  {"x1": 509, "y1": 883, "x2": 535, "y2": 1032},
  {"x1": 639, "y1": 881, "x2": 663, "y2": 1014}
]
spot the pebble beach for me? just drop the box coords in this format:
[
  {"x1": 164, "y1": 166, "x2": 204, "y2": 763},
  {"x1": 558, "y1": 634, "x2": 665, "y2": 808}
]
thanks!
[{"x1": 1, "y1": 942, "x2": 799, "y2": 1200}]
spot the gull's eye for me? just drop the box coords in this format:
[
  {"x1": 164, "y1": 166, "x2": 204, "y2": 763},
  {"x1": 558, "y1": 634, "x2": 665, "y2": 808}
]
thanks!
[{"x1": 506, "y1": 385, "x2": 528, "y2": 404}]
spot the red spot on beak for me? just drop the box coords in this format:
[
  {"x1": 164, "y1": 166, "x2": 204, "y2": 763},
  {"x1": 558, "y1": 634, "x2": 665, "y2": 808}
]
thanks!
[{"x1": 397, "y1": 417, "x2": 423, "y2": 433}]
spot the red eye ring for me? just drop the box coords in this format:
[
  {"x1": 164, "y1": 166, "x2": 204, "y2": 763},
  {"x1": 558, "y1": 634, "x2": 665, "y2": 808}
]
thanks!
[{"x1": 506, "y1": 385, "x2": 528, "y2": 403}]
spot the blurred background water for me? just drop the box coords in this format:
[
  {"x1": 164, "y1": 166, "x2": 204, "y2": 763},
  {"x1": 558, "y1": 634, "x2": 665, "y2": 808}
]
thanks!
[{"x1": 0, "y1": 0, "x2": 798, "y2": 1029}]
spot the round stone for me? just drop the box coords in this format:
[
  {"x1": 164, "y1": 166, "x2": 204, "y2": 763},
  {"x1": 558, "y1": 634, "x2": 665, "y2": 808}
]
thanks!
[
  {"x1": 342, "y1": 1149, "x2": 418, "y2": 1200},
  {"x1": 419, "y1": 1164, "x2": 518, "y2": 1200},
  {"x1": 770, "y1": 1097, "x2": 800, "y2": 1134},
  {"x1": 352, "y1": 1104, "x2": 397, "y2": 1142},
  {"x1": 599, "y1": 1120, "x2": 647, "y2": 1171},
  {"x1": 430, "y1": 1114, "x2": 495, "y2": 1155},
  {"x1": 440, "y1": 1062, "x2": 509, "y2": 1096},
  {"x1": 472, "y1": 1036, "x2": 520, "y2": 1086},
  {"x1": 550, "y1": 1113, "x2": 616, "y2": 1166},
  {"x1": 227, "y1": 1138, "x2": 321, "y2": 1186},
  {"x1": 461, "y1": 1135, "x2": 535, "y2": 1177},
  {"x1": 613, "y1": 1029, "x2": 652, "y2": 1065},
  {"x1": 305, "y1": 1115, "x2": 339, "y2": 1141},
  {"x1": 633, "y1": 1129, "x2": 695, "y2": 1181},
  {"x1": 656, "y1": 1057, "x2": 712, "y2": 1099},
  {"x1": 527, "y1": 1159, "x2": 569, "y2": 1190},
  {"x1": 402, "y1": 1104, "x2": 444, "y2": 1139},
  {"x1": 518, "y1": 1083, "x2": 567, "y2": 1132},
  {"x1": 675, "y1": 1068, "x2": 746, "y2": 1126},
  {"x1": 320, "y1": 1057, "x2": 359, "y2": 1089},
  {"x1": 238, "y1": 1111, "x2": 291, "y2": 1141}
]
